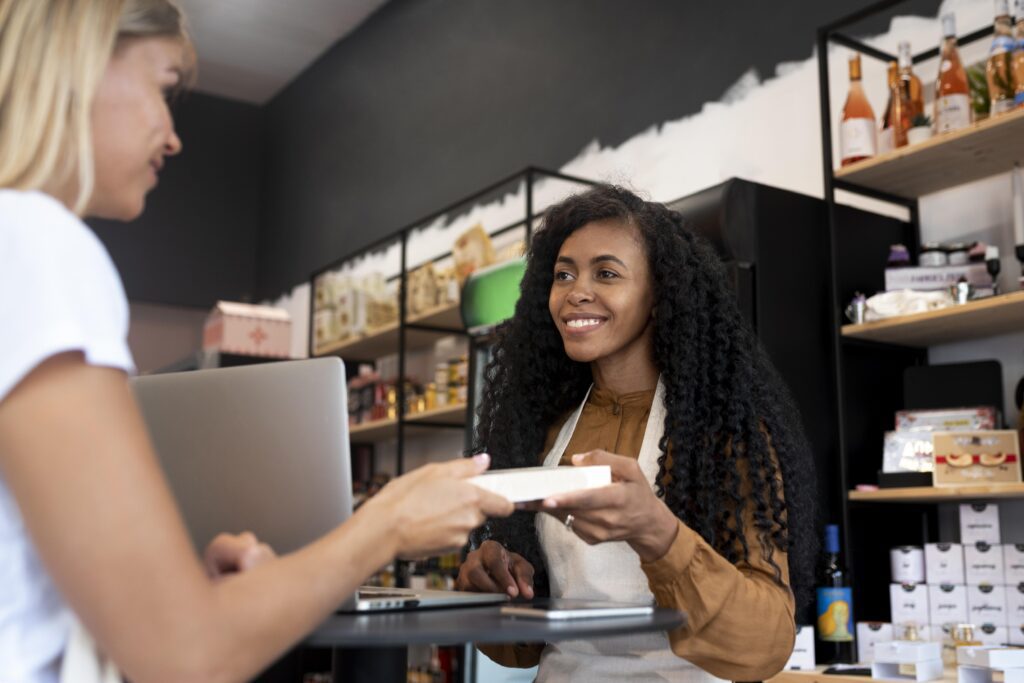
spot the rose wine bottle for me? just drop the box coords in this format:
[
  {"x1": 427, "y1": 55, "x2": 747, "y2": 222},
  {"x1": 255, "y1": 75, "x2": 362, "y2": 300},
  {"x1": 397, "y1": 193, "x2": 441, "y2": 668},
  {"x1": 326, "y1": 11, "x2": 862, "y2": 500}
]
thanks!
[
  {"x1": 898, "y1": 41, "x2": 924, "y2": 120},
  {"x1": 840, "y1": 54, "x2": 876, "y2": 166},
  {"x1": 934, "y1": 13, "x2": 972, "y2": 133},
  {"x1": 889, "y1": 47, "x2": 916, "y2": 148},
  {"x1": 988, "y1": 0, "x2": 1016, "y2": 115}
]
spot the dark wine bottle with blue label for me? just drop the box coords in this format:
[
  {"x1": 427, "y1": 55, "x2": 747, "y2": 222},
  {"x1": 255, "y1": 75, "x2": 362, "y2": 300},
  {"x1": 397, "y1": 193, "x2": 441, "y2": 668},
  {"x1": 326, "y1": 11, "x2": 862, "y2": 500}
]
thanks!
[{"x1": 816, "y1": 524, "x2": 854, "y2": 663}]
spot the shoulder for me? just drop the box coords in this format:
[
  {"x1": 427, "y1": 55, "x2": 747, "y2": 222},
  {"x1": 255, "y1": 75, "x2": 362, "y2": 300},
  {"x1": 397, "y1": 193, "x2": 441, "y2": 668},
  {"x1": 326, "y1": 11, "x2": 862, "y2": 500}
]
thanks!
[{"x1": 0, "y1": 190, "x2": 116, "y2": 272}]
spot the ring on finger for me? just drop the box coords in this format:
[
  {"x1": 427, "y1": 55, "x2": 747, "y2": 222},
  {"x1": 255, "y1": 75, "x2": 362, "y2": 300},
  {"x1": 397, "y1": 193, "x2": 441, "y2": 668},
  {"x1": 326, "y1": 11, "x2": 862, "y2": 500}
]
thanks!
[{"x1": 564, "y1": 514, "x2": 575, "y2": 530}]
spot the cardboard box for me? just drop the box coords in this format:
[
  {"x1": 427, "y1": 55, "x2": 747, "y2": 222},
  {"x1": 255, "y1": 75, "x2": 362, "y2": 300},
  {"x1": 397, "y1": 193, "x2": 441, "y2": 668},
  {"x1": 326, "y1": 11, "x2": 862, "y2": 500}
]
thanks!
[
  {"x1": 469, "y1": 465, "x2": 611, "y2": 503},
  {"x1": 784, "y1": 625, "x2": 816, "y2": 670},
  {"x1": 925, "y1": 543, "x2": 965, "y2": 585},
  {"x1": 871, "y1": 640, "x2": 943, "y2": 681},
  {"x1": 966, "y1": 542, "x2": 1007, "y2": 586},
  {"x1": 892, "y1": 546, "x2": 926, "y2": 584},
  {"x1": 976, "y1": 623, "x2": 1010, "y2": 646},
  {"x1": 883, "y1": 431, "x2": 934, "y2": 474},
  {"x1": 891, "y1": 583, "x2": 930, "y2": 627},
  {"x1": 928, "y1": 584, "x2": 968, "y2": 625},
  {"x1": 961, "y1": 504, "x2": 1002, "y2": 545},
  {"x1": 895, "y1": 407, "x2": 998, "y2": 432},
  {"x1": 1010, "y1": 624, "x2": 1024, "y2": 646},
  {"x1": 1006, "y1": 545, "x2": 1024, "y2": 585},
  {"x1": 857, "y1": 622, "x2": 894, "y2": 664},
  {"x1": 1007, "y1": 584, "x2": 1024, "y2": 625},
  {"x1": 884, "y1": 262, "x2": 993, "y2": 292},
  {"x1": 934, "y1": 432, "x2": 1021, "y2": 487},
  {"x1": 958, "y1": 645, "x2": 1024, "y2": 668},
  {"x1": 202, "y1": 301, "x2": 291, "y2": 358},
  {"x1": 968, "y1": 584, "x2": 1008, "y2": 625}
]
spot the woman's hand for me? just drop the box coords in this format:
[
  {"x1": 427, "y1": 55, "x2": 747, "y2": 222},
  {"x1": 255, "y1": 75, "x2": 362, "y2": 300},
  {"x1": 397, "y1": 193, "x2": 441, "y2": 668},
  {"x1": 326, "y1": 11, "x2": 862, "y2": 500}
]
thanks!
[
  {"x1": 540, "y1": 450, "x2": 679, "y2": 562},
  {"x1": 456, "y1": 539, "x2": 535, "y2": 598},
  {"x1": 203, "y1": 531, "x2": 276, "y2": 580},
  {"x1": 359, "y1": 453, "x2": 514, "y2": 560}
]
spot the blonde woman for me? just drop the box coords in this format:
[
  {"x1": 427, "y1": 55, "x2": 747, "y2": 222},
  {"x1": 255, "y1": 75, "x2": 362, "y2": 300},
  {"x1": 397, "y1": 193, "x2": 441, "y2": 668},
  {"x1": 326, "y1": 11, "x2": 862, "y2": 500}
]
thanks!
[{"x1": 0, "y1": 2, "x2": 512, "y2": 681}]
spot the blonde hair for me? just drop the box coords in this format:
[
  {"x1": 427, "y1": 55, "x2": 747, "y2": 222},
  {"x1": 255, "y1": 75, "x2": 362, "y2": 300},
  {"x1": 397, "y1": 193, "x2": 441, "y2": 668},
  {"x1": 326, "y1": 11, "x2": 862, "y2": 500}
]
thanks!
[{"x1": 0, "y1": 0, "x2": 191, "y2": 214}]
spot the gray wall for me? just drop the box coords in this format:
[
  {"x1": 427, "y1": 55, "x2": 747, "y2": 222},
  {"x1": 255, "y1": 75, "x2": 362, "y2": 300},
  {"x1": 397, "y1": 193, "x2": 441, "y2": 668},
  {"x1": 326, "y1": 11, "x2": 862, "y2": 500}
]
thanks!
[
  {"x1": 256, "y1": 0, "x2": 935, "y2": 300},
  {"x1": 90, "y1": 92, "x2": 264, "y2": 308}
]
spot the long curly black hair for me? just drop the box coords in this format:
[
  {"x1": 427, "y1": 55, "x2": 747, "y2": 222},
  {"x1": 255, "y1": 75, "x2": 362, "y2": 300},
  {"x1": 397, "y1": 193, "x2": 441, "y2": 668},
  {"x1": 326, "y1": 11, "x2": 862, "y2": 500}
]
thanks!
[{"x1": 472, "y1": 184, "x2": 816, "y2": 608}]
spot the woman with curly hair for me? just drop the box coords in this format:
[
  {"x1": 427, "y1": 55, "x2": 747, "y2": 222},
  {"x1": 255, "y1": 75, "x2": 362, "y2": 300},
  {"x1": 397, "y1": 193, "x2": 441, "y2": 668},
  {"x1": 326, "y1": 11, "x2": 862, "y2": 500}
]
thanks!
[{"x1": 455, "y1": 184, "x2": 817, "y2": 682}]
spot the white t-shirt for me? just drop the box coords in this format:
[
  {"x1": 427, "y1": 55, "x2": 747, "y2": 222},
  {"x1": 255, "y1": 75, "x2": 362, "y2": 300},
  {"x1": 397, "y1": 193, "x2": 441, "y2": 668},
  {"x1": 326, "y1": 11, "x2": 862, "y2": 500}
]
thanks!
[{"x1": 0, "y1": 190, "x2": 134, "y2": 683}]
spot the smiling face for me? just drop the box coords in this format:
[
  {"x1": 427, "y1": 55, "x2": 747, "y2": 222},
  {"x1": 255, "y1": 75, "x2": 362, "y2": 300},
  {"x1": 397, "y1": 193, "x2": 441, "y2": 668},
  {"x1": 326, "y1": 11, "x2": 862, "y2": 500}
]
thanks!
[
  {"x1": 548, "y1": 219, "x2": 656, "y2": 369},
  {"x1": 87, "y1": 36, "x2": 185, "y2": 220}
]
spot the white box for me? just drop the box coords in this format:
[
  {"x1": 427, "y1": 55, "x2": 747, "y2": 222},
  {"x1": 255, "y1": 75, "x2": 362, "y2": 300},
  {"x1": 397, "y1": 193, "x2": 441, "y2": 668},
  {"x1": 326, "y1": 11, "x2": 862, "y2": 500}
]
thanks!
[
  {"x1": 896, "y1": 407, "x2": 998, "y2": 432},
  {"x1": 872, "y1": 641, "x2": 944, "y2": 681},
  {"x1": 1005, "y1": 545, "x2": 1024, "y2": 585},
  {"x1": 929, "y1": 584, "x2": 969, "y2": 625},
  {"x1": 885, "y1": 262, "x2": 993, "y2": 292},
  {"x1": 968, "y1": 584, "x2": 1008, "y2": 626},
  {"x1": 858, "y1": 622, "x2": 894, "y2": 664},
  {"x1": 1007, "y1": 584, "x2": 1024, "y2": 625},
  {"x1": 1010, "y1": 625, "x2": 1024, "y2": 646},
  {"x1": 926, "y1": 543, "x2": 965, "y2": 585},
  {"x1": 959, "y1": 665, "x2": 1024, "y2": 683},
  {"x1": 469, "y1": 465, "x2": 611, "y2": 503},
  {"x1": 977, "y1": 624, "x2": 1010, "y2": 646},
  {"x1": 202, "y1": 301, "x2": 291, "y2": 358},
  {"x1": 893, "y1": 546, "x2": 927, "y2": 584},
  {"x1": 784, "y1": 625, "x2": 815, "y2": 670},
  {"x1": 958, "y1": 645, "x2": 1024, "y2": 668},
  {"x1": 966, "y1": 542, "x2": 1006, "y2": 586},
  {"x1": 892, "y1": 583, "x2": 931, "y2": 627},
  {"x1": 961, "y1": 504, "x2": 1001, "y2": 545}
]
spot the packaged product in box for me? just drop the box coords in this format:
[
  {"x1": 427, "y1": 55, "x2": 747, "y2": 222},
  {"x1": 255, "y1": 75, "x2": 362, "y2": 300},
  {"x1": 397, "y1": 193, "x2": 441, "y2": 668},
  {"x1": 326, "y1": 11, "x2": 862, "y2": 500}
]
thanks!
[
  {"x1": 1007, "y1": 583, "x2": 1024, "y2": 624},
  {"x1": 857, "y1": 622, "x2": 894, "y2": 663},
  {"x1": 958, "y1": 643, "x2": 1024, "y2": 668},
  {"x1": 975, "y1": 623, "x2": 1010, "y2": 646},
  {"x1": 406, "y1": 263, "x2": 439, "y2": 316},
  {"x1": 928, "y1": 584, "x2": 968, "y2": 625},
  {"x1": 961, "y1": 504, "x2": 1002, "y2": 545},
  {"x1": 925, "y1": 543, "x2": 965, "y2": 584},
  {"x1": 1012, "y1": 624, "x2": 1024, "y2": 646},
  {"x1": 1007, "y1": 545, "x2": 1024, "y2": 584},
  {"x1": 884, "y1": 262, "x2": 993, "y2": 292},
  {"x1": 968, "y1": 584, "x2": 1008, "y2": 625},
  {"x1": 966, "y1": 542, "x2": 1007, "y2": 586},
  {"x1": 452, "y1": 223, "x2": 495, "y2": 284},
  {"x1": 895, "y1": 407, "x2": 998, "y2": 432},
  {"x1": 934, "y1": 431, "x2": 1021, "y2": 486},
  {"x1": 883, "y1": 431, "x2": 935, "y2": 473},
  {"x1": 871, "y1": 640, "x2": 943, "y2": 682},
  {"x1": 892, "y1": 546, "x2": 926, "y2": 584},
  {"x1": 890, "y1": 583, "x2": 930, "y2": 627},
  {"x1": 202, "y1": 301, "x2": 290, "y2": 358},
  {"x1": 784, "y1": 625, "x2": 815, "y2": 670}
]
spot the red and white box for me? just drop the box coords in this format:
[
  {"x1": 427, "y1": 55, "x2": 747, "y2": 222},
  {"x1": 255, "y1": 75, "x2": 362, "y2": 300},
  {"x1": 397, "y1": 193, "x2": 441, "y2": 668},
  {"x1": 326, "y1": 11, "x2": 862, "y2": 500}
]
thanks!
[{"x1": 203, "y1": 301, "x2": 291, "y2": 358}]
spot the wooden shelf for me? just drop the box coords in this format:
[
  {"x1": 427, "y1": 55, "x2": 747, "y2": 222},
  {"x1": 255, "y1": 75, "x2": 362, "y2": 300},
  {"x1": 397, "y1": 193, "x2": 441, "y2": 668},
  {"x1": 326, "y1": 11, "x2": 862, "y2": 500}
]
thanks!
[
  {"x1": 849, "y1": 483, "x2": 1024, "y2": 503},
  {"x1": 349, "y1": 403, "x2": 468, "y2": 442},
  {"x1": 770, "y1": 668, "x2": 956, "y2": 683},
  {"x1": 835, "y1": 106, "x2": 1024, "y2": 198},
  {"x1": 314, "y1": 303, "x2": 464, "y2": 360},
  {"x1": 840, "y1": 291, "x2": 1024, "y2": 347}
]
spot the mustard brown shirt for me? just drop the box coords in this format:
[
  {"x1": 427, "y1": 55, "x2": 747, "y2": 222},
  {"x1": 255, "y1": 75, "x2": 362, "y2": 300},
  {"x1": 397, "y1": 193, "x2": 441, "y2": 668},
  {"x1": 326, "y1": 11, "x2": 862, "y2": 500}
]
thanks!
[{"x1": 477, "y1": 387, "x2": 796, "y2": 681}]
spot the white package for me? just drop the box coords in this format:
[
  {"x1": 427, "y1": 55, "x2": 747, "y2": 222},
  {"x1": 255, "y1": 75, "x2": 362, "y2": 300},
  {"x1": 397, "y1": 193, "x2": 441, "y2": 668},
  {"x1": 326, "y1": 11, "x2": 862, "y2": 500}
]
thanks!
[
  {"x1": 965, "y1": 542, "x2": 1006, "y2": 586},
  {"x1": 1007, "y1": 584, "x2": 1024, "y2": 625},
  {"x1": 976, "y1": 624, "x2": 1010, "y2": 646},
  {"x1": 925, "y1": 543, "x2": 965, "y2": 585},
  {"x1": 469, "y1": 465, "x2": 611, "y2": 503},
  {"x1": 960, "y1": 504, "x2": 1001, "y2": 545},
  {"x1": 892, "y1": 546, "x2": 926, "y2": 584},
  {"x1": 968, "y1": 584, "x2": 1008, "y2": 626},
  {"x1": 928, "y1": 584, "x2": 968, "y2": 625},
  {"x1": 857, "y1": 622, "x2": 893, "y2": 664},
  {"x1": 1010, "y1": 624, "x2": 1024, "y2": 646},
  {"x1": 890, "y1": 583, "x2": 930, "y2": 627},
  {"x1": 784, "y1": 625, "x2": 815, "y2": 670},
  {"x1": 1005, "y1": 544, "x2": 1024, "y2": 584}
]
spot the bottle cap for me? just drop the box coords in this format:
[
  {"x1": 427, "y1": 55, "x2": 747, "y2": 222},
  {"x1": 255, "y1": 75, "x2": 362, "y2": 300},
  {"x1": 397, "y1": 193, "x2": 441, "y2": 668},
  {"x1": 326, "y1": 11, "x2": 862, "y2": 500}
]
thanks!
[
  {"x1": 942, "y1": 13, "x2": 957, "y2": 38},
  {"x1": 825, "y1": 524, "x2": 840, "y2": 553},
  {"x1": 898, "y1": 41, "x2": 913, "y2": 68}
]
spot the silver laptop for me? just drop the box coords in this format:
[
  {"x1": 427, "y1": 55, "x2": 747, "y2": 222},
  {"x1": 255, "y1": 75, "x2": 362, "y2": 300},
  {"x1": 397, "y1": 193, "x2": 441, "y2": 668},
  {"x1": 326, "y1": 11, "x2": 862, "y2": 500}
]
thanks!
[{"x1": 131, "y1": 358, "x2": 506, "y2": 612}]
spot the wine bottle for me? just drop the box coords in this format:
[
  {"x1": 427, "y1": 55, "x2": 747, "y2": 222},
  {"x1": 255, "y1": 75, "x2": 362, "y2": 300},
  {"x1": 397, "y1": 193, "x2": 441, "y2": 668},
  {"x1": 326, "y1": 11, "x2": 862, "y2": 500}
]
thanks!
[
  {"x1": 879, "y1": 61, "x2": 898, "y2": 154},
  {"x1": 816, "y1": 524, "x2": 855, "y2": 664},
  {"x1": 890, "y1": 47, "x2": 915, "y2": 148},
  {"x1": 840, "y1": 54, "x2": 876, "y2": 166},
  {"x1": 988, "y1": 0, "x2": 1016, "y2": 115},
  {"x1": 934, "y1": 13, "x2": 972, "y2": 133},
  {"x1": 1012, "y1": 0, "x2": 1024, "y2": 106},
  {"x1": 898, "y1": 41, "x2": 924, "y2": 120}
]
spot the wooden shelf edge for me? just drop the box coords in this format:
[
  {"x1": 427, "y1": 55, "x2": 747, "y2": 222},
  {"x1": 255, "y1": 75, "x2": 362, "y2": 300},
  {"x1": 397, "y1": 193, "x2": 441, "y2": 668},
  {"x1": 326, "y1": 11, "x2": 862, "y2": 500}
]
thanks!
[
  {"x1": 849, "y1": 483, "x2": 1024, "y2": 503},
  {"x1": 407, "y1": 302, "x2": 463, "y2": 328},
  {"x1": 405, "y1": 403, "x2": 468, "y2": 424},
  {"x1": 313, "y1": 322, "x2": 401, "y2": 358}
]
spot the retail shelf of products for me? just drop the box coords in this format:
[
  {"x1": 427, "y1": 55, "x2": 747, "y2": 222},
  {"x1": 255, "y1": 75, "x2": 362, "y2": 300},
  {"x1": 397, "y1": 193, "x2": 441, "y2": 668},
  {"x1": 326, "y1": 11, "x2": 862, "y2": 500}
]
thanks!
[
  {"x1": 769, "y1": 668, "x2": 957, "y2": 683},
  {"x1": 348, "y1": 403, "x2": 468, "y2": 443},
  {"x1": 840, "y1": 291, "x2": 1024, "y2": 347},
  {"x1": 835, "y1": 107, "x2": 1024, "y2": 198},
  {"x1": 848, "y1": 483, "x2": 1024, "y2": 503},
  {"x1": 315, "y1": 303, "x2": 463, "y2": 360}
]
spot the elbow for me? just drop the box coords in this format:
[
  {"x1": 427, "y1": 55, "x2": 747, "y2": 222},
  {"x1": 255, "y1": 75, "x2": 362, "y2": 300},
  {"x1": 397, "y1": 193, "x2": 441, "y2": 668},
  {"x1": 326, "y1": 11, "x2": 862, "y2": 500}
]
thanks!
[
  {"x1": 742, "y1": 618, "x2": 796, "y2": 681},
  {"x1": 120, "y1": 639, "x2": 237, "y2": 683}
]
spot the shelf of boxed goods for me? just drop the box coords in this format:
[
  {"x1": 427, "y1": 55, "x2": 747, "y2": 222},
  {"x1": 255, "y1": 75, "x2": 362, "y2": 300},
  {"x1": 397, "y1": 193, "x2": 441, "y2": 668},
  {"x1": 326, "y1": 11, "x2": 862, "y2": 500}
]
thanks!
[
  {"x1": 848, "y1": 482, "x2": 1024, "y2": 504},
  {"x1": 835, "y1": 107, "x2": 1024, "y2": 199},
  {"x1": 315, "y1": 302, "x2": 463, "y2": 360},
  {"x1": 348, "y1": 403, "x2": 468, "y2": 443},
  {"x1": 770, "y1": 668, "x2": 957, "y2": 683},
  {"x1": 839, "y1": 290, "x2": 1024, "y2": 347}
]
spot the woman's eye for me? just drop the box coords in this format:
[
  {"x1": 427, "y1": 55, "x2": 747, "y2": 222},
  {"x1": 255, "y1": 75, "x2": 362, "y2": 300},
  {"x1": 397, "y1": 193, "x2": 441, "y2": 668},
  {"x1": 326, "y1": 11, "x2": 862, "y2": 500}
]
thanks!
[
  {"x1": 554, "y1": 271, "x2": 574, "y2": 281},
  {"x1": 596, "y1": 269, "x2": 619, "y2": 279}
]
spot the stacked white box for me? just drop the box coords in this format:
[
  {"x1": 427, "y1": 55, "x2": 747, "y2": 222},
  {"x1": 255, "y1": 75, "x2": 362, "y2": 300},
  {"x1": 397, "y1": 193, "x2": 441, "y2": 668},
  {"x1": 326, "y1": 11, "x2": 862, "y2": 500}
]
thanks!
[
  {"x1": 926, "y1": 543, "x2": 965, "y2": 584},
  {"x1": 966, "y1": 543, "x2": 1006, "y2": 586},
  {"x1": 857, "y1": 622, "x2": 894, "y2": 664},
  {"x1": 1005, "y1": 545, "x2": 1024, "y2": 585},
  {"x1": 929, "y1": 584, "x2": 969, "y2": 625},
  {"x1": 783, "y1": 625, "x2": 815, "y2": 670},
  {"x1": 891, "y1": 583, "x2": 930, "y2": 626},
  {"x1": 976, "y1": 623, "x2": 1010, "y2": 646},
  {"x1": 961, "y1": 504, "x2": 1001, "y2": 545},
  {"x1": 968, "y1": 584, "x2": 1009, "y2": 626}
]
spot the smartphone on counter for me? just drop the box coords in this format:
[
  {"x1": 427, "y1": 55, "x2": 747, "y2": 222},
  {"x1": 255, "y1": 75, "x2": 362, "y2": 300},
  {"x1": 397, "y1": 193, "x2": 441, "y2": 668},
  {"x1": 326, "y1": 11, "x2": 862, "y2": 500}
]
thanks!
[{"x1": 500, "y1": 598, "x2": 655, "y2": 620}]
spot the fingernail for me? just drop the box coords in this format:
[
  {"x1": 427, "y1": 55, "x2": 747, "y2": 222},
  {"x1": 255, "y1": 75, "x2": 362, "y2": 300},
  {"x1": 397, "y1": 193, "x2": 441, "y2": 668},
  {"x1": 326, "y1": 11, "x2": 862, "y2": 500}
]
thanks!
[
  {"x1": 473, "y1": 453, "x2": 490, "y2": 468},
  {"x1": 543, "y1": 499, "x2": 557, "y2": 509},
  {"x1": 572, "y1": 454, "x2": 584, "y2": 465},
  {"x1": 507, "y1": 585, "x2": 518, "y2": 597}
]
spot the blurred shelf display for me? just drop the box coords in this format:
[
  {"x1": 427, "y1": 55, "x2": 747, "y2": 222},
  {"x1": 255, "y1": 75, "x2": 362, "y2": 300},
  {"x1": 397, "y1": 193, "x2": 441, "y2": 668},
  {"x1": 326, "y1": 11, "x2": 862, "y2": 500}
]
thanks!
[
  {"x1": 349, "y1": 403, "x2": 468, "y2": 443},
  {"x1": 840, "y1": 291, "x2": 1024, "y2": 346},
  {"x1": 848, "y1": 483, "x2": 1024, "y2": 503}
]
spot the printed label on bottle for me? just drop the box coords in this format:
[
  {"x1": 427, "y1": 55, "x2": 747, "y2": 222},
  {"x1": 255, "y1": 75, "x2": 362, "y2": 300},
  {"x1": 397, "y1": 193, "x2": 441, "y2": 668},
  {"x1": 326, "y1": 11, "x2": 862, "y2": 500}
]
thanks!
[
  {"x1": 992, "y1": 98, "x2": 1016, "y2": 115},
  {"x1": 817, "y1": 587, "x2": 854, "y2": 642},
  {"x1": 840, "y1": 118, "x2": 877, "y2": 162},
  {"x1": 936, "y1": 94, "x2": 971, "y2": 133},
  {"x1": 877, "y1": 126, "x2": 894, "y2": 154}
]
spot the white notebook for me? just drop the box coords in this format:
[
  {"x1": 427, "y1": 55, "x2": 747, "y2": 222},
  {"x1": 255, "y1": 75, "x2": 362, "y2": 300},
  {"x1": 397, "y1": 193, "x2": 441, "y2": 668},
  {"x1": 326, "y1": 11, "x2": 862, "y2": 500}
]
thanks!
[{"x1": 469, "y1": 465, "x2": 611, "y2": 503}]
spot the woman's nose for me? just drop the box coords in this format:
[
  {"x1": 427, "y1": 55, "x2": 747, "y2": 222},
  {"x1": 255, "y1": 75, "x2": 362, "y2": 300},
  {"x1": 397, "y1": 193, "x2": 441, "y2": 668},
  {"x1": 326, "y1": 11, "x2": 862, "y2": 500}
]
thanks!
[{"x1": 566, "y1": 286, "x2": 593, "y2": 305}]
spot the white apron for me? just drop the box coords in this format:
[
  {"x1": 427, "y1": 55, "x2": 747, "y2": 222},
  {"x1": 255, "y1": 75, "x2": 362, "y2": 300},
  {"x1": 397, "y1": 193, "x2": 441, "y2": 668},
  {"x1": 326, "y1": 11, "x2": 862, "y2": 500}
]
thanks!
[{"x1": 534, "y1": 379, "x2": 726, "y2": 683}]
